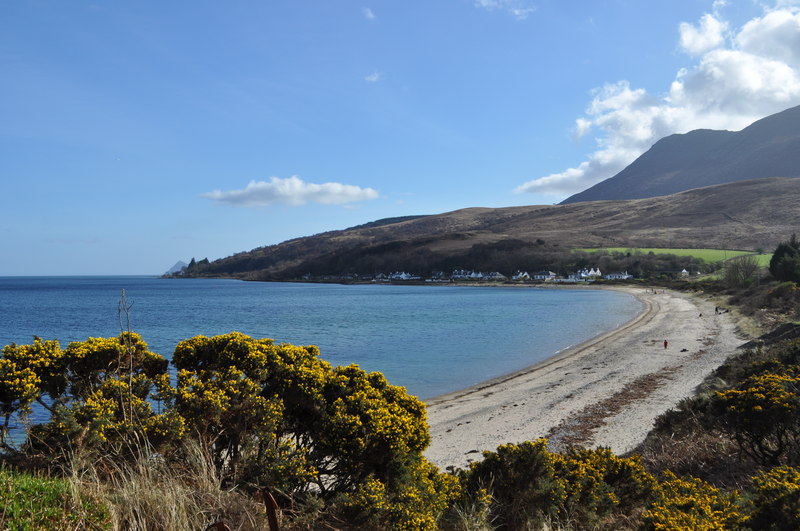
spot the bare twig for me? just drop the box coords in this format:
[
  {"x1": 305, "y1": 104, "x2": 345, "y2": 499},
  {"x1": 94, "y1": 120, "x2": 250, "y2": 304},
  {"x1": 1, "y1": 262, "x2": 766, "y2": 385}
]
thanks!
[{"x1": 118, "y1": 289, "x2": 135, "y2": 421}]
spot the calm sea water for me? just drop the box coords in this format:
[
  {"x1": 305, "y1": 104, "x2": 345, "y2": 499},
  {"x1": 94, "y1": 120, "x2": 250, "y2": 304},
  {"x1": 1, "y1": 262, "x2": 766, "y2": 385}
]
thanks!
[{"x1": 0, "y1": 276, "x2": 643, "y2": 400}]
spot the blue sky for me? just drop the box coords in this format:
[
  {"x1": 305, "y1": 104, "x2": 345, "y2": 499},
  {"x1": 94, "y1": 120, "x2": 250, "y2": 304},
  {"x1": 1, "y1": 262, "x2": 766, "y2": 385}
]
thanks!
[{"x1": 3, "y1": 1, "x2": 800, "y2": 275}]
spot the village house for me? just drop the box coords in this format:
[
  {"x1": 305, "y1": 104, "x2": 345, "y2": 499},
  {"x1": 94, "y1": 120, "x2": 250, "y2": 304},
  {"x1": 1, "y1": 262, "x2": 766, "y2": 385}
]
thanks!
[
  {"x1": 578, "y1": 267, "x2": 602, "y2": 279},
  {"x1": 512, "y1": 271, "x2": 531, "y2": 281},
  {"x1": 564, "y1": 267, "x2": 602, "y2": 282},
  {"x1": 388, "y1": 271, "x2": 421, "y2": 281},
  {"x1": 426, "y1": 271, "x2": 449, "y2": 283},
  {"x1": 604, "y1": 271, "x2": 634, "y2": 280},
  {"x1": 533, "y1": 270, "x2": 557, "y2": 281},
  {"x1": 450, "y1": 269, "x2": 473, "y2": 280},
  {"x1": 483, "y1": 272, "x2": 507, "y2": 281}
]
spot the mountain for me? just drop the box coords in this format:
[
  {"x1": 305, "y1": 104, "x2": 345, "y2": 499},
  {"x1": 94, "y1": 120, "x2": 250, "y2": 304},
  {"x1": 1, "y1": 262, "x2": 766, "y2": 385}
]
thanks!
[
  {"x1": 561, "y1": 104, "x2": 800, "y2": 204},
  {"x1": 183, "y1": 178, "x2": 800, "y2": 280},
  {"x1": 165, "y1": 260, "x2": 188, "y2": 275}
]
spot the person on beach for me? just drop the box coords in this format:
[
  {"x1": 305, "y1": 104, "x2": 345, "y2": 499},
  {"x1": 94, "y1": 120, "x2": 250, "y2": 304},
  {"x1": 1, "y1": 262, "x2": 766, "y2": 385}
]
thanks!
[{"x1": 663, "y1": 339, "x2": 669, "y2": 349}]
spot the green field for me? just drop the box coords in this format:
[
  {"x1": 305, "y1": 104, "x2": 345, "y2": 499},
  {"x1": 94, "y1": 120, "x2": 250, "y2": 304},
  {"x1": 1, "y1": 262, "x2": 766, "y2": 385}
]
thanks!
[{"x1": 576, "y1": 247, "x2": 772, "y2": 265}]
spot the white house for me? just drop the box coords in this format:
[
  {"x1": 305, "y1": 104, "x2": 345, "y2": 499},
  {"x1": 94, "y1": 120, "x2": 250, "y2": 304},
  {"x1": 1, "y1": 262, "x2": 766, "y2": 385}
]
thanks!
[
  {"x1": 566, "y1": 267, "x2": 602, "y2": 282},
  {"x1": 389, "y1": 271, "x2": 421, "y2": 281},
  {"x1": 533, "y1": 271, "x2": 557, "y2": 281},
  {"x1": 451, "y1": 269, "x2": 472, "y2": 280},
  {"x1": 512, "y1": 271, "x2": 531, "y2": 281},
  {"x1": 577, "y1": 267, "x2": 602, "y2": 279},
  {"x1": 483, "y1": 272, "x2": 507, "y2": 281},
  {"x1": 604, "y1": 271, "x2": 633, "y2": 280}
]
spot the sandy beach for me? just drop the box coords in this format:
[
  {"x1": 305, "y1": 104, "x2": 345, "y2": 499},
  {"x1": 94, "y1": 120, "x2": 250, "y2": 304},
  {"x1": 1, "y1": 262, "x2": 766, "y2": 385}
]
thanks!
[{"x1": 424, "y1": 287, "x2": 745, "y2": 470}]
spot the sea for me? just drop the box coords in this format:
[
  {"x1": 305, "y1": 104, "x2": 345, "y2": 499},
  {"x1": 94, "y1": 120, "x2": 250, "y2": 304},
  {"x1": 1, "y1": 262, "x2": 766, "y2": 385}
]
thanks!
[{"x1": 0, "y1": 276, "x2": 643, "y2": 401}]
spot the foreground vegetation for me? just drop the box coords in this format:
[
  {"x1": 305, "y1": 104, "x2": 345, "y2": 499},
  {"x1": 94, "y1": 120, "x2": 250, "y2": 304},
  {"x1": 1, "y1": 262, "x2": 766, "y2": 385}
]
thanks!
[
  {"x1": 0, "y1": 467, "x2": 110, "y2": 529},
  {"x1": 3, "y1": 238, "x2": 800, "y2": 529}
]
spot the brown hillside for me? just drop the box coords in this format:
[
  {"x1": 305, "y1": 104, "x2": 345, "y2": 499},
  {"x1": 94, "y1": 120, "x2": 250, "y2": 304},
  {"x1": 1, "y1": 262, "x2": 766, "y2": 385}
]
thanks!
[{"x1": 194, "y1": 177, "x2": 800, "y2": 279}]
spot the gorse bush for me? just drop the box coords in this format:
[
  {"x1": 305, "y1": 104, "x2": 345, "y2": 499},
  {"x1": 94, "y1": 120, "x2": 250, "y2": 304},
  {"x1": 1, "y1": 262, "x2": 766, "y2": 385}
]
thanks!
[
  {"x1": 640, "y1": 471, "x2": 744, "y2": 530},
  {"x1": 552, "y1": 446, "x2": 658, "y2": 517},
  {"x1": 743, "y1": 465, "x2": 800, "y2": 530},
  {"x1": 710, "y1": 367, "x2": 800, "y2": 466},
  {"x1": 460, "y1": 439, "x2": 563, "y2": 528},
  {"x1": 342, "y1": 458, "x2": 461, "y2": 530},
  {"x1": 14, "y1": 333, "x2": 178, "y2": 459},
  {"x1": 643, "y1": 467, "x2": 800, "y2": 530},
  {"x1": 1, "y1": 333, "x2": 172, "y2": 454},
  {"x1": 1, "y1": 332, "x2": 457, "y2": 530},
  {"x1": 459, "y1": 439, "x2": 658, "y2": 529},
  {"x1": 7, "y1": 331, "x2": 800, "y2": 529}
]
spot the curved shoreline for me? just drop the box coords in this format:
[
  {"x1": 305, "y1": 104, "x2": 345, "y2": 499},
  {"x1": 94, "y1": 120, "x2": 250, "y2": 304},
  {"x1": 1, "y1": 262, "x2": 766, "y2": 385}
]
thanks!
[
  {"x1": 424, "y1": 287, "x2": 744, "y2": 470},
  {"x1": 425, "y1": 287, "x2": 655, "y2": 405}
]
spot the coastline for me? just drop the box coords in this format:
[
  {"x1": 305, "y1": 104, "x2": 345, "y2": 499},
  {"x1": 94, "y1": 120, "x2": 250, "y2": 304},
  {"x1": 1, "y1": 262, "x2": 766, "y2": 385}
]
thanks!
[
  {"x1": 424, "y1": 286, "x2": 655, "y2": 404},
  {"x1": 424, "y1": 287, "x2": 745, "y2": 470}
]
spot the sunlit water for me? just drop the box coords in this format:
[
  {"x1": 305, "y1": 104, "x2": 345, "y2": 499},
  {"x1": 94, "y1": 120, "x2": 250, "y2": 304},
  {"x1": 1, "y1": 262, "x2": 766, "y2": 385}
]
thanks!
[{"x1": 0, "y1": 277, "x2": 643, "y2": 401}]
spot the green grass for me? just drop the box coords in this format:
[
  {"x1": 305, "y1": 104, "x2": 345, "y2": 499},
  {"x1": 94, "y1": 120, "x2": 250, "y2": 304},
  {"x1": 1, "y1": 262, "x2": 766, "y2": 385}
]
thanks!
[
  {"x1": 575, "y1": 247, "x2": 772, "y2": 265},
  {"x1": 752, "y1": 254, "x2": 773, "y2": 267},
  {"x1": 0, "y1": 467, "x2": 110, "y2": 530}
]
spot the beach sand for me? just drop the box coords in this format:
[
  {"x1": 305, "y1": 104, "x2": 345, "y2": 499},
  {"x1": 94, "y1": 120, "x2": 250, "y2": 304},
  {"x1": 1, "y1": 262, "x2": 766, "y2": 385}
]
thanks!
[{"x1": 424, "y1": 288, "x2": 745, "y2": 470}]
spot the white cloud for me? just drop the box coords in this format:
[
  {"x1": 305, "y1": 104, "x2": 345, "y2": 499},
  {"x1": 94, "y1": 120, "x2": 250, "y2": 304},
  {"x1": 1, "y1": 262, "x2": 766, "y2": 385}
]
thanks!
[
  {"x1": 365, "y1": 70, "x2": 382, "y2": 82},
  {"x1": 737, "y1": 9, "x2": 800, "y2": 68},
  {"x1": 679, "y1": 13, "x2": 728, "y2": 55},
  {"x1": 474, "y1": 0, "x2": 536, "y2": 20},
  {"x1": 203, "y1": 176, "x2": 380, "y2": 207},
  {"x1": 516, "y1": 2, "x2": 800, "y2": 198},
  {"x1": 362, "y1": 7, "x2": 376, "y2": 21},
  {"x1": 574, "y1": 117, "x2": 592, "y2": 139}
]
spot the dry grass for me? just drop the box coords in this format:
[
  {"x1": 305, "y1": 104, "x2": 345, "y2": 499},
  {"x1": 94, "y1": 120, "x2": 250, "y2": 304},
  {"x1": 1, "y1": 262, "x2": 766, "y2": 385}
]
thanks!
[
  {"x1": 636, "y1": 419, "x2": 760, "y2": 491},
  {"x1": 66, "y1": 441, "x2": 272, "y2": 531}
]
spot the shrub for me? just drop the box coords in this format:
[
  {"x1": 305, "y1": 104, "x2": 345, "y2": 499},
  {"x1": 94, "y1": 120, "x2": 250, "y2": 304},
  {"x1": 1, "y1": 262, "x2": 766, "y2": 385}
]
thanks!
[
  {"x1": 170, "y1": 333, "x2": 433, "y2": 499},
  {"x1": 22, "y1": 333, "x2": 176, "y2": 458},
  {"x1": 341, "y1": 458, "x2": 461, "y2": 530},
  {"x1": 1, "y1": 338, "x2": 65, "y2": 447},
  {"x1": 460, "y1": 439, "x2": 563, "y2": 529},
  {"x1": 769, "y1": 234, "x2": 800, "y2": 283},
  {"x1": 0, "y1": 359, "x2": 40, "y2": 446},
  {"x1": 709, "y1": 368, "x2": 800, "y2": 466},
  {"x1": 640, "y1": 471, "x2": 744, "y2": 530},
  {"x1": 743, "y1": 465, "x2": 800, "y2": 530},
  {"x1": 552, "y1": 446, "x2": 657, "y2": 519},
  {"x1": 460, "y1": 439, "x2": 657, "y2": 529},
  {"x1": 4, "y1": 331, "x2": 458, "y2": 529},
  {"x1": 725, "y1": 254, "x2": 761, "y2": 288}
]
